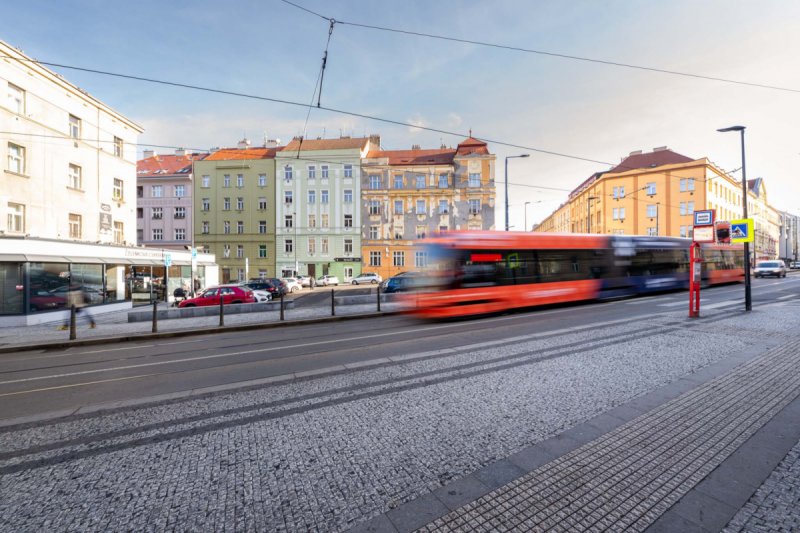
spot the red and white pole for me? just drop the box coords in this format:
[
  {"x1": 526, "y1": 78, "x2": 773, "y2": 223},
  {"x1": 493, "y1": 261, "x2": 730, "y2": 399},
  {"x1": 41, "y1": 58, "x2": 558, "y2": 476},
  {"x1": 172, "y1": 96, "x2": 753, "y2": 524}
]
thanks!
[{"x1": 689, "y1": 242, "x2": 701, "y2": 318}]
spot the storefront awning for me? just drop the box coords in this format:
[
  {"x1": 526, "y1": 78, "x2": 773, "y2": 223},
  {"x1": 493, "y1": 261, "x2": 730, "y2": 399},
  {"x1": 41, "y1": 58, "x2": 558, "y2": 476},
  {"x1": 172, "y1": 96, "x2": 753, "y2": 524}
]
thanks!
[
  {"x1": 64, "y1": 256, "x2": 106, "y2": 264},
  {"x1": 24, "y1": 254, "x2": 70, "y2": 263}
]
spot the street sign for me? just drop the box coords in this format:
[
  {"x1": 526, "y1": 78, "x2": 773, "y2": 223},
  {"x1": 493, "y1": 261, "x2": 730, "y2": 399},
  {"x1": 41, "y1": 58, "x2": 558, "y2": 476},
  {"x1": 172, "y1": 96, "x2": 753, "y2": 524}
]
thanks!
[
  {"x1": 191, "y1": 247, "x2": 197, "y2": 258},
  {"x1": 692, "y1": 226, "x2": 715, "y2": 243},
  {"x1": 730, "y1": 218, "x2": 754, "y2": 243},
  {"x1": 693, "y1": 209, "x2": 715, "y2": 226},
  {"x1": 164, "y1": 253, "x2": 172, "y2": 267}
]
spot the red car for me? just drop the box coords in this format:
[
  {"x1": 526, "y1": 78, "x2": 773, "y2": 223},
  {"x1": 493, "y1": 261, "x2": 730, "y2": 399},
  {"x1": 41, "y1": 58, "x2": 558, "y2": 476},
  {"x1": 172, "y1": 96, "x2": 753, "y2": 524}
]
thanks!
[{"x1": 178, "y1": 285, "x2": 256, "y2": 307}]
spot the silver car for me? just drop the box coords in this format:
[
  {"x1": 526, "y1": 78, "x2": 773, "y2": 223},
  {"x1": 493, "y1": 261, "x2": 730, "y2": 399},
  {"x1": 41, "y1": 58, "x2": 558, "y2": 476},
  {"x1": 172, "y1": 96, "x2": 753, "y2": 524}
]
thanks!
[
  {"x1": 316, "y1": 275, "x2": 340, "y2": 286},
  {"x1": 754, "y1": 260, "x2": 786, "y2": 278}
]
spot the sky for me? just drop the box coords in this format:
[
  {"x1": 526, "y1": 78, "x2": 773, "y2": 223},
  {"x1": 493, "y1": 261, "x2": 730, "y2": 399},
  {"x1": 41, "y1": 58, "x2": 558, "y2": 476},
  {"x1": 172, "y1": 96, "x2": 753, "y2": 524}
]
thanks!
[{"x1": 4, "y1": 0, "x2": 800, "y2": 231}]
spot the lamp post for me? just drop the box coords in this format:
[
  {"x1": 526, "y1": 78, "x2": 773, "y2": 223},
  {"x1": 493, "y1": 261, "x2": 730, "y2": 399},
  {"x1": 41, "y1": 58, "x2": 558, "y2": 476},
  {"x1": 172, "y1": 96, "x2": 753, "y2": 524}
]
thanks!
[
  {"x1": 505, "y1": 154, "x2": 530, "y2": 231},
  {"x1": 587, "y1": 196, "x2": 599, "y2": 233},
  {"x1": 717, "y1": 125, "x2": 751, "y2": 311},
  {"x1": 524, "y1": 201, "x2": 531, "y2": 232}
]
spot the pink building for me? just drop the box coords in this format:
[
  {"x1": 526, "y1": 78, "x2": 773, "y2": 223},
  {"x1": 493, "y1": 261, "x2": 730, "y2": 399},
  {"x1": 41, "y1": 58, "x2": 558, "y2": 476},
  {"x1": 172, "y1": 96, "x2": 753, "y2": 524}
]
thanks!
[{"x1": 137, "y1": 149, "x2": 208, "y2": 250}]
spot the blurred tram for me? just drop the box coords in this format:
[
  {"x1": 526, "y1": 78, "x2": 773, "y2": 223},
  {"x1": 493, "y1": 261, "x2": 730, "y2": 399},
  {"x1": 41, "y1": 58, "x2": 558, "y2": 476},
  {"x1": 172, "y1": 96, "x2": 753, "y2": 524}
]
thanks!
[{"x1": 410, "y1": 232, "x2": 744, "y2": 319}]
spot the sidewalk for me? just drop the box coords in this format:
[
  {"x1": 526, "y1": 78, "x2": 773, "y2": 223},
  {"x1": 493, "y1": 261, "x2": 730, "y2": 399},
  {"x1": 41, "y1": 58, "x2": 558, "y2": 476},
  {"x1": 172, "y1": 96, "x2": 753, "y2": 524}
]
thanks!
[{"x1": 349, "y1": 301, "x2": 800, "y2": 533}]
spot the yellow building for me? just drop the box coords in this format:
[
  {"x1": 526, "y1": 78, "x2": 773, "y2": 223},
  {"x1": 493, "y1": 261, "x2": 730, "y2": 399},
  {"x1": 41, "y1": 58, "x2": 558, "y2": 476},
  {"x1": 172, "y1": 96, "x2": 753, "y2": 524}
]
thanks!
[{"x1": 535, "y1": 147, "x2": 781, "y2": 259}]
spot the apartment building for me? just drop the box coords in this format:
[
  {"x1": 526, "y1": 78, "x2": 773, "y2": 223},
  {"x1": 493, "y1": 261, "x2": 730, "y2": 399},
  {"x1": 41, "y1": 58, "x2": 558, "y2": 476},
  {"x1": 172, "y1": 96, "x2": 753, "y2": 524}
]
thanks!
[
  {"x1": 193, "y1": 142, "x2": 278, "y2": 282},
  {"x1": 274, "y1": 136, "x2": 380, "y2": 281},
  {"x1": 137, "y1": 149, "x2": 207, "y2": 250},
  {"x1": 360, "y1": 136, "x2": 496, "y2": 279}
]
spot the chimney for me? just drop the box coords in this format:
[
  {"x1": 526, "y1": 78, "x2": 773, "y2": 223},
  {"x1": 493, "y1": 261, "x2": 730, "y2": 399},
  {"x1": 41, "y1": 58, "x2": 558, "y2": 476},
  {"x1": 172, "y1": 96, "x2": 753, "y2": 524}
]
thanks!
[
  {"x1": 237, "y1": 138, "x2": 251, "y2": 150},
  {"x1": 629, "y1": 150, "x2": 643, "y2": 157},
  {"x1": 411, "y1": 144, "x2": 421, "y2": 150},
  {"x1": 653, "y1": 146, "x2": 668, "y2": 152},
  {"x1": 174, "y1": 147, "x2": 186, "y2": 156},
  {"x1": 142, "y1": 149, "x2": 156, "y2": 159}
]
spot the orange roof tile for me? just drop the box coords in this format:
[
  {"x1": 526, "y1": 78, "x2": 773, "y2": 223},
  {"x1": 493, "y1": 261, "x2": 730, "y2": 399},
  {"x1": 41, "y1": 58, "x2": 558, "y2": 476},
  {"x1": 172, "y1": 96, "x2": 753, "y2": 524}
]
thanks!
[
  {"x1": 137, "y1": 153, "x2": 208, "y2": 176},
  {"x1": 204, "y1": 148, "x2": 277, "y2": 161},
  {"x1": 280, "y1": 137, "x2": 370, "y2": 153},
  {"x1": 366, "y1": 148, "x2": 456, "y2": 166},
  {"x1": 456, "y1": 136, "x2": 490, "y2": 156},
  {"x1": 607, "y1": 149, "x2": 694, "y2": 174}
]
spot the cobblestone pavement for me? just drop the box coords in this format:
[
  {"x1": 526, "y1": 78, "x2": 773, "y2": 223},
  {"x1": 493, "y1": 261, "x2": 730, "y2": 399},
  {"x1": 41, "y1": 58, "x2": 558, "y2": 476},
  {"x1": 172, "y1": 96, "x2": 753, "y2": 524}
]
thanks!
[
  {"x1": 723, "y1": 441, "x2": 800, "y2": 533},
  {"x1": 0, "y1": 303, "x2": 798, "y2": 531}
]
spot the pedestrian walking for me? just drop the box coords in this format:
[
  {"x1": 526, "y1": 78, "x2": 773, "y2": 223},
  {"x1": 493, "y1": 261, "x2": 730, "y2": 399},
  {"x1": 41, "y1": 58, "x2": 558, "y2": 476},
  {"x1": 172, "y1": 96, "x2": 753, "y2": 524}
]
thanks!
[{"x1": 58, "y1": 284, "x2": 96, "y2": 330}]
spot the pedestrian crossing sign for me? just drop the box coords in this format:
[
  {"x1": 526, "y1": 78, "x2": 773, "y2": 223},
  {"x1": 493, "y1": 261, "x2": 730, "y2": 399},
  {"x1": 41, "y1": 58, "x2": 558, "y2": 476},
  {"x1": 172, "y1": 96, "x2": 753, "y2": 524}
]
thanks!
[{"x1": 730, "y1": 218, "x2": 753, "y2": 243}]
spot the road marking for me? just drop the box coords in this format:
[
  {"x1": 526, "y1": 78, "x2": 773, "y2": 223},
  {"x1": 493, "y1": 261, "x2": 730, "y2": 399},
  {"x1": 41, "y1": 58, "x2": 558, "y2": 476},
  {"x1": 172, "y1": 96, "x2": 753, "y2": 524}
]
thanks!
[
  {"x1": 777, "y1": 294, "x2": 795, "y2": 300},
  {"x1": 701, "y1": 300, "x2": 741, "y2": 309},
  {"x1": 0, "y1": 373, "x2": 162, "y2": 397}
]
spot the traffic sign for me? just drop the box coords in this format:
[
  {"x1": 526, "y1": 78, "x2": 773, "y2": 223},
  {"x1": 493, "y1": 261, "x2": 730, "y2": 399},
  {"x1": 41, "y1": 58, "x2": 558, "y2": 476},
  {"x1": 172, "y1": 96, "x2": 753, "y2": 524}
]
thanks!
[
  {"x1": 191, "y1": 247, "x2": 197, "y2": 258},
  {"x1": 692, "y1": 226, "x2": 715, "y2": 243},
  {"x1": 693, "y1": 209, "x2": 715, "y2": 226},
  {"x1": 164, "y1": 253, "x2": 172, "y2": 267},
  {"x1": 730, "y1": 218, "x2": 754, "y2": 243}
]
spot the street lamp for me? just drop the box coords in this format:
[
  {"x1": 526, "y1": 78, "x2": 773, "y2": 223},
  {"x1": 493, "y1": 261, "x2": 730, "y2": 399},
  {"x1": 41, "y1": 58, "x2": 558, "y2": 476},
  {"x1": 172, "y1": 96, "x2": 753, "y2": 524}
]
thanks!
[
  {"x1": 717, "y1": 125, "x2": 752, "y2": 311},
  {"x1": 587, "y1": 196, "x2": 599, "y2": 233},
  {"x1": 524, "y1": 201, "x2": 531, "y2": 232},
  {"x1": 505, "y1": 154, "x2": 530, "y2": 231}
]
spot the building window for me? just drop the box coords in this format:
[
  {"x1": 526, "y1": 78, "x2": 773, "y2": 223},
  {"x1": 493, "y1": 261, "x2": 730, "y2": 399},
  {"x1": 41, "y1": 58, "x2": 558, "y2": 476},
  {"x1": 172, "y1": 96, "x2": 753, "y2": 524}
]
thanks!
[
  {"x1": 223, "y1": 221, "x2": 231, "y2": 234},
  {"x1": 237, "y1": 268, "x2": 245, "y2": 281},
  {"x1": 321, "y1": 237, "x2": 329, "y2": 254},
  {"x1": 394, "y1": 200, "x2": 404, "y2": 215},
  {"x1": 258, "y1": 245, "x2": 267, "y2": 258},
  {"x1": 237, "y1": 174, "x2": 244, "y2": 187},
  {"x1": 236, "y1": 221, "x2": 244, "y2": 234},
  {"x1": 152, "y1": 228, "x2": 163, "y2": 240},
  {"x1": 285, "y1": 191, "x2": 293, "y2": 204},
  {"x1": 7, "y1": 142, "x2": 25, "y2": 174},
  {"x1": 439, "y1": 200, "x2": 448, "y2": 214},
  {"x1": 202, "y1": 198, "x2": 210, "y2": 211},
  {"x1": 321, "y1": 165, "x2": 329, "y2": 178},
  {"x1": 174, "y1": 184, "x2": 185, "y2": 197},
  {"x1": 369, "y1": 226, "x2": 378, "y2": 239},
  {"x1": 68, "y1": 164, "x2": 82, "y2": 189},
  {"x1": 137, "y1": 186, "x2": 143, "y2": 198},
  {"x1": 7, "y1": 202, "x2": 24, "y2": 233},
  {"x1": 8, "y1": 83, "x2": 24, "y2": 114},
  {"x1": 343, "y1": 164, "x2": 352, "y2": 178},
  {"x1": 175, "y1": 228, "x2": 186, "y2": 240},
  {"x1": 395, "y1": 230, "x2": 403, "y2": 239},
  {"x1": 647, "y1": 204, "x2": 657, "y2": 218},
  {"x1": 439, "y1": 225, "x2": 448, "y2": 232},
  {"x1": 69, "y1": 114, "x2": 81, "y2": 139},
  {"x1": 308, "y1": 214, "x2": 316, "y2": 228},
  {"x1": 236, "y1": 197, "x2": 244, "y2": 210},
  {"x1": 416, "y1": 226, "x2": 426, "y2": 239},
  {"x1": 258, "y1": 174, "x2": 267, "y2": 186},
  {"x1": 174, "y1": 207, "x2": 186, "y2": 219},
  {"x1": 369, "y1": 251, "x2": 381, "y2": 267},
  {"x1": 113, "y1": 136, "x2": 123, "y2": 157},
  {"x1": 344, "y1": 239, "x2": 353, "y2": 254},
  {"x1": 151, "y1": 185, "x2": 163, "y2": 198},
  {"x1": 321, "y1": 190, "x2": 329, "y2": 204},
  {"x1": 469, "y1": 199, "x2": 480, "y2": 215},
  {"x1": 646, "y1": 182, "x2": 656, "y2": 195},
  {"x1": 393, "y1": 251, "x2": 405, "y2": 267},
  {"x1": 152, "y1": 207, "x2": 163, "y2": 220},
  {"x1": 321, "y1": 214, "x2": 329, "y2": 228},
  {"x1": 308, "y1": 238, "x2": 316, "y2": 254},
  {"x1": 201, "y1": 221, "x2": 209, "y2": 234},
  {"x1": 68, "y1": 213, "x2": 82, "y2": 238},
  {"x1": 223, "y1": 244, "x2": 230, "y2": 258},
  {"x1": 223, "y1": 174, "x2": 231, "y2": 187},
  {"x1": 285, "y1": 239, "x2": 293, "y2": 253},
  {"x1": 415, "y1": 251, "x2": 428, "y2": 268},
  {"x1": 687, "y1": 201, "x2": 694, "y2": 214},
  {"x1": 438, "y1": 173, "x2": 448, "y2": 188},
  {"x1": 307, "y1": 165, "x2": 316, "y2": 179},
  {"x1": 369, "y1": 175, "x2": 381, "y2": 189},
  {"x1": 612, "y1": 208, "x2": 619, "y2": 220},
  {"x1": 284, "y1": 166, "x2": 293, "y2": 181},
  {"x1": 468, "y1": 173, "x2": 481, "y2": 187},
  {"x1": 111, "y1": 178, "x2": 125, "y2": 202},
  {"x1": 344, "y1": 189, "x2": 353, "y2": 203},
  {"x1": 308, "y1": 190, "x2": 316, "y2": 204},
  {"x1": 113, "y1": 221, "x2": 123, "y2": 244},
  {"x1": 344, "y1": 214, "x2": 353, "y2": 228},
  {"x1": 680, "y1": 178, "x2": 695, "y2": 192},
  {"x1": 680, "y1": 202, "x2": 687, "y2": 216},
  {"x1": 415, "y1": 175, "x2": 425, "y2": 189},
  {"x1": 647, "y1": 227, "x2": 657, "y2": 236},
  {"x1": 394, "y1": 175, "x2": 403, "y2": 189},
  {"x1": 285, "y1": 214, "x2": 293, "y2": 228},
  {"x1": 258, "y1": 220, "x2": 267, "y2": 234},
  {"x1": 137, "y1": 207, "x2": 143, "y2": 219},
  {"x1": 619, "y1": 207, "x2": 625, "y2": 220},
  {"x1": 236, "y1": 245, "x2": 244, "y2": 258},
  {"x1": 416, "y1": 200, "x2": 426, "y2": 214},
  {"x1": 368, "y1": 200, "x2": 380, "y2": 215},
  {"x1": 201, "y1": 175, "x2": 210, "y2": 187},
  {"x1": 258, "y1": 197, "x2": 267, "y2": 210},
  {"x1": 223, "y1": 197, "x2": 231, "y2": 210}
]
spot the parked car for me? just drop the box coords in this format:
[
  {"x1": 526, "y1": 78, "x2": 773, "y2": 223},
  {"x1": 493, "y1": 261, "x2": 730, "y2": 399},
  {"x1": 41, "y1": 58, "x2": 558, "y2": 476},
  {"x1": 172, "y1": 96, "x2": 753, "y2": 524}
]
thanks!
[
  {"x1": 245, "y1": 278, "x2": 287, "y2": 298},
  {"x1": 351, "y1": 273, "x2": 382, "y2": 285},
  {"x1": 316, "y1": 275, "x2": 340, "y2": 286},
  {"x1": 790, "y1": 261, "x2": 800, "y2": 270},
  {"x1": 251, "y1": 289, "x2": 273, "y2": 303},
  {"x1": 754, "y1": 260, "x2": 787, "y2": 278},
  {"x1": 178, "y1": 285, "x2": 256, "y2": 307},
  {"x1": 380, "y1": 271, "x2": 422, "y2": 291},
  {"x1": 295, "y1": 275, "x2": 313, "y2": 287},
  {"x1": 382, "y1": 273, "x2": 427, "y2": 293},
  {"x1": 281, "y1": 277, "x2": 303, "y2": 293}
]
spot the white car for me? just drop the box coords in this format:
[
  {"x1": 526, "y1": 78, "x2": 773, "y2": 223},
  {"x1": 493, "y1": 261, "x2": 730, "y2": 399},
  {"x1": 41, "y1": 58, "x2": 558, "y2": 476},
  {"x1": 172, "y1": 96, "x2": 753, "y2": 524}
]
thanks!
[
  {"x1": 351, "y1": 273, "x2": 383, "y2": 285},
  {"x1": 316, "y1": 275, "x2": 340, "y2": 286},
  {"x1": 252, "y1": 289, "x2": 273, "y2": 302},
  {"x1": 295, "y1": 275, "x2": 313, "y2": 287},
  {"x1": 281, "y1": 277, "x2": 303, "y2": 293}
]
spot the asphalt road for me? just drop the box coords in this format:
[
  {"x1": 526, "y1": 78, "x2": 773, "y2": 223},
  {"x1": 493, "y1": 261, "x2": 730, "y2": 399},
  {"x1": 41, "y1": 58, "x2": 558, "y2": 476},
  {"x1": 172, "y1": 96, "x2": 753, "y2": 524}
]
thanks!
[{"x1": 0, "y1": 275, "x2": 797, "y2": 422}]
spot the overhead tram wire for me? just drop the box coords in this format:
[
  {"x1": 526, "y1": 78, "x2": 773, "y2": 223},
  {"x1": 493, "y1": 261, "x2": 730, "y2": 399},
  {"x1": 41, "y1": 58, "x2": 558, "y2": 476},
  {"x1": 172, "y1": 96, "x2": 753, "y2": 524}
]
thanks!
[{"x1": 279, "y1": 0, "x2": 800, "y2": 95}]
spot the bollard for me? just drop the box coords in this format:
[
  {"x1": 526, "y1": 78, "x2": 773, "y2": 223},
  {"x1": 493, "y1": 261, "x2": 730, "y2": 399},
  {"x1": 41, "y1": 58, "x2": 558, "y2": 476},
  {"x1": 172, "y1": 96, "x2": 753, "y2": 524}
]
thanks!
[
  {"x1": 219, "y1": 293, "x2": 224, "y2": 327},
  {"x1": 331, "y1": 288, "x2": 335, "y2": 316},
  {"x1": 152, "y1": 301, "x2": 158, "y2": 333},
  {"x1": 280, "y1": 292, "x2": 285, "y2": 321},
  {"x1": 69, "y1": 304, "x2": 77, "y2": 340},
  {"x1": 377, "y1": 283, "x2": 381, "y2": 312}
]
